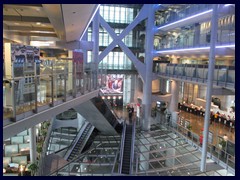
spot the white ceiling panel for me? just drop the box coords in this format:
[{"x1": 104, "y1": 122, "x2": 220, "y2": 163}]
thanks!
[{"x1": 62, "y1": 4, "x2": 98, "y2": 42}]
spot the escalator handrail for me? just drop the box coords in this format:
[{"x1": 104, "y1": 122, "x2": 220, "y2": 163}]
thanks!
[
  {"x1": 130, "y1": 119, "x2": 136, "y2": 175},
  {"x1": 99, "y1": 90, "x2": 121, "y2": 120},
  {"x1": 63, "y1": 121, "x2": 88, "y2": 159},
  {"x1": 48, "y1": 143, "x2": 102, "y2": 176},
  {"x1": 67, "y1": 125, "x2": 95, "y2": 160},
  {"x1": 119, "y1": 120, "x2": 126, "y2": 174}
]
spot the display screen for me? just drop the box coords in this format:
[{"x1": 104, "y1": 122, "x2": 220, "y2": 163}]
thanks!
[{"x1": 101, "y1": 74, "x2": 124, "y2": 94}]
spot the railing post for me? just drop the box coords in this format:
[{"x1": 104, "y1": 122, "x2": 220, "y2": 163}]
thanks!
[
  {"x1": 63, "y1": 66, "x2": 67, "y2": 102},
  {"x1": 51, "y1": 62, "x2": 54, "y2": 107},
  {"x1": 34, "y1": 62, "x2": 38, "y2": 113}
]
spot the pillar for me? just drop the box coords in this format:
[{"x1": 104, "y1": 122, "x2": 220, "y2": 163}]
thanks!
[
  {"x1": 29, "y1": 126, "x2": 37, "y2": 163},
  {"x1": 160, "y1": 78, "x2": 167, "y2": 94},
  {"x1": 200, "y1": 4, "x2": 218, "y2": 172},
  {"x1": 142, "y1": 5, "x2": 155, "y2": 131},
  {"x1": 68, "y1": 51, "x2": 73, "y2": 93},
  {"x1": 169, "y1": 80, "x2": 180, "y2": 112},
  {"x1": 193, "y1": 23, "x2": 201, "y2": 46},
  {"x1": 92, "y1": 9, "x2": 99, "y2": 89}
]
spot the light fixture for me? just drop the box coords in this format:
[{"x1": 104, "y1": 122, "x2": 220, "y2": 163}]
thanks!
[
  {"x1": 30, "y1": 41, "x2": 55, "y2": 47},
  {"x1": 36, "y1": 22, "x2": 41, "y2": 25},
  {"x1": 224, "y1": 4, "x2": 234, "y2": 7},
  {"x1": 158, "y1": 9, "x2": 213, "y2": 30},
  {"x1": 156, "y1": 44, "x2": 235, "y2": 54}
]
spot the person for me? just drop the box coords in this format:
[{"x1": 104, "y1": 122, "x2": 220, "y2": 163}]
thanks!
[
  {"x1": 131, "y1": 106, "x2": 134, "y2": 120},
  {"x1": 223, "y1": 134, "x2": 228, "y2": 141},
  {"x1": 128, "y1": 106, "x2": 133, "y2": 121}
]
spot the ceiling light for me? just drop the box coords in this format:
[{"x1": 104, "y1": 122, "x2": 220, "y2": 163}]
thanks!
[
  {"x1": 158, "y1": 9, "x2": 213, "y2": 30},
  {"x1": 224, "y1": 4, "x2": 234, "y2": 7},
  {"x1": 30, "y1": 41, "x2": 55, "y2": 47},
  {"x1": 156, "y1": 44, "x2": 235, "y2": 54},
  {"x1": 36, "y1": 22, "x2": 41, "y2": 25}
]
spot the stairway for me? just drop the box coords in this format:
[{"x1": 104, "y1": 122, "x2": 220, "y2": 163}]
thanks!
[
  {"x1": 121, "y1": 124, "x2": 133, "y2": 174},
  {"x1": 67, "y1": 123, "x2": 93, "y2": 161}
]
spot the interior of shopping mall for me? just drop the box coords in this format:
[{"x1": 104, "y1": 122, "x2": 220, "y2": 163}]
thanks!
[{"x1": 3, "y1": 4, "x2": 235, "y2": 176}]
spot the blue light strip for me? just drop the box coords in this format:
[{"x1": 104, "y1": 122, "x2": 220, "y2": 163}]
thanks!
[
  {"x1": 155, "y1": 44, "x2": 235, "y2": 53},
  {"x1": 158, "y1": 9, "x2": 213, "y2": 30},
  {"x1": 224, "y1": 4, "x2": 234, "y2": 7},
  {"x1": 79, "y1": 4, "x2": 101, "y2": 41}
]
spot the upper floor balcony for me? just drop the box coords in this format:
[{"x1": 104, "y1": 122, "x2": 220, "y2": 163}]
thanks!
[
  {"x1": 3, "y1": 59, "x2": 106, "y2": 127},
  {"x1": 153, "y1": 63, "x2": 235, "y2": 90},
  {"x1": 155, "y1": 4, "x2": 213, "y2": 28}
]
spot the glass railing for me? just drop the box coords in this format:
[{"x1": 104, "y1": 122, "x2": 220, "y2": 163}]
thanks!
[
  {"x1": 99, "y1": 63, "x2": 134, "y2": 70},
  {"x1": 153, "y1": 63, "x2": 235, "y2": 88},
  {"x1": 154, "y1": 31, "x2": 235, "y2": 51},
  {"x1": 162, "y1": 118, "x2": 235, "y2": 172},
  {"x1": 155, "y1": 4, "x2": 213, "y2": 27},
  {"x1": 3, "y1": 60, "x2": 106, "y2": 125}
]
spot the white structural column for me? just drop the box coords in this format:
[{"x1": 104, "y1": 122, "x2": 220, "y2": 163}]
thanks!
[
  {"x1": 92, "y1": 9, "x2": 99, "y2": 89},
  {"x1": 29, "y1": 126, "x2": 37, "y2": 163},
  {"x1": 169, "y1": 80, "x2": 180, "y2": 125},
  {"x1": 200, "y1": 4, "x2": 218, "y2": 172},
  {"x1": 68, "y1": 51, "x2": 73, "y2": 93},
  {"x1": 160, "y1": 78, "x2": 167, "y2": 94},
  {"x1": 169, "y1": 80, "x2": 180, "y2": 112},
  {"x1": 193, "y1": 23, "x2": 201, "y2": 46},
  {"x1": 142, "y1": 4, "x2": 155, "y2": 131},
  {"x1": 82, "y1": 32, "x2": 88, "y2": 93}
]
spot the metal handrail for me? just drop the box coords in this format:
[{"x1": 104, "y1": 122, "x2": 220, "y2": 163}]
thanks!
[
  {"x1": 63, "y1": 121, "x2": 87, "y2": 159},
  {"x1": 99, "y1": 90, "x2": 121, "y2": 120},
  {"x1": 119, "y1": 120, "x2": 126, "y2": 173},
  {"x1": 130, "y1": 119, "x2": 136, "y2": 175},
  {"x1": 111, "y1": 149, "x2": 120, "y2": 175},
  {"x1": 48, "y1": 143, "x2": 102, "y2": 176}
]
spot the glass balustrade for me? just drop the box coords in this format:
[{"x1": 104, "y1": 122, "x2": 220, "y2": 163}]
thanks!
[
  {"x1": 3, "y1": 59, "x2": 106, "y2": 125},
  {"x1": 153, "y1": 63, "x2": 235, "y2": 88},
  {"x1": 155, "y1": 4, "x2": 213, "y2": 27}
]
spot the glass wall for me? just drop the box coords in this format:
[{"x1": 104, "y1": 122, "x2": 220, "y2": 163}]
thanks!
[
  {"x1": 100, "y1": 5, "x2": 134, "y2": 24},
  {"x1": 99, "y1": 51, "x2": 133, "y2": 70}
]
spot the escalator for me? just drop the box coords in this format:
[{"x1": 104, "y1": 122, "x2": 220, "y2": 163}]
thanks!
[
  {"x1": 121, "y1": 124, "x2": 133, "y2": 174},
  {"x1": 65, "y1": 123, "x2": 94, "y2": 161},
  {"x1": 74, "y1": 95, "x2": 123, "y2": 136}
]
